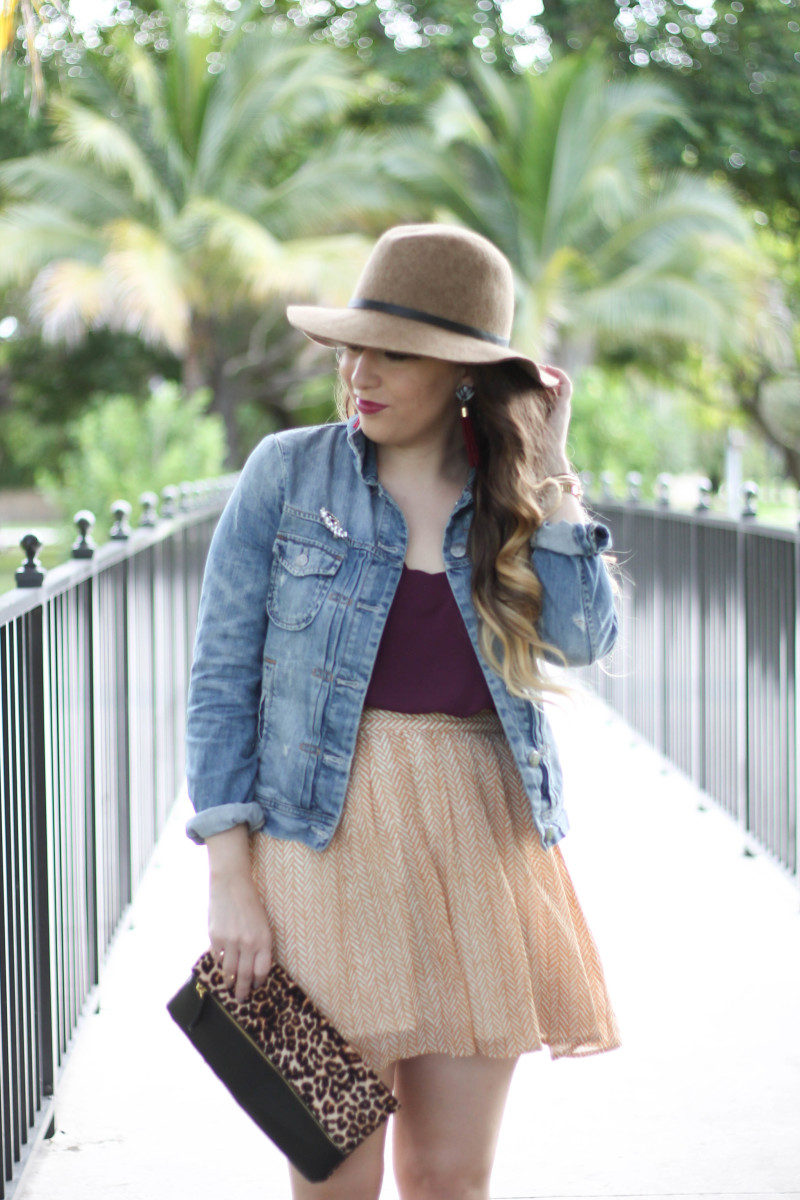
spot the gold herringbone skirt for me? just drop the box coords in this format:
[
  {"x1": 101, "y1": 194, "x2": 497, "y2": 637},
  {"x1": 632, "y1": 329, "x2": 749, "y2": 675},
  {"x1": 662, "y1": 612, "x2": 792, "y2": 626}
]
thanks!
[{"x1": 249, "y1": 708, "x2": 620, "y2": 1073}]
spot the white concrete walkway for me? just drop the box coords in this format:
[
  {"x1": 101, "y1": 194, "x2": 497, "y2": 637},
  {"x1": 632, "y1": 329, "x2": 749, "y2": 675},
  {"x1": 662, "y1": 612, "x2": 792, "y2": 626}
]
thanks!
[{"x1": 12, "y1": 684, "x2": 800, "y2": 1200}]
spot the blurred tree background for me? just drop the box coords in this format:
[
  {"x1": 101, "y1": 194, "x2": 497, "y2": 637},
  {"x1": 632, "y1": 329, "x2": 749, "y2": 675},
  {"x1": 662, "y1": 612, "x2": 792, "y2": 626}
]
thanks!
[
  {"x1": 37, "y1": 381, "x2": 227, "y2": 539},
  {"x1": 0, "y1": 0, "x2": 798, "y2": 540}
]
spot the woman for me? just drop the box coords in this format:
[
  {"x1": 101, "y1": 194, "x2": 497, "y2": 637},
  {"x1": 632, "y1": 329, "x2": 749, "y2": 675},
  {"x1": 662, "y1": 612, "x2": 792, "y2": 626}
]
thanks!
[{"x1": 185, "y1": 223, "x2": 621, "y2": 1200}]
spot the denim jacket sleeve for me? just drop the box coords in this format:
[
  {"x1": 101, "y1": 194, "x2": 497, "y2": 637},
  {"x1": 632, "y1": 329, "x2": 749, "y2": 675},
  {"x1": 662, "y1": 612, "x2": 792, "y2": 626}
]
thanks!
[
  {"x1": 184, "y1": 436, "x2": 284, "y2": 844},
  {"x1": 530, "y1": 519, "x2": 619, "y2": 667}
]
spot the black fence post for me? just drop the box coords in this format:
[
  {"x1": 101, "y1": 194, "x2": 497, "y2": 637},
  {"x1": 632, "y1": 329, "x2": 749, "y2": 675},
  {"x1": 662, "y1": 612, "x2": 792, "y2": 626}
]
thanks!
[
  {"x1": 23, "y1": 607, "x2": 55, "y2": 1109},
  {"x1": 0, "y1": 476, "x2": 235, "y2": 1198},
  {"x1": 82, "y1": 577, "x2": 99, "y2": 989},
  {"x1": 579, "y1": 475, "x2": 798, "y2": 880}
]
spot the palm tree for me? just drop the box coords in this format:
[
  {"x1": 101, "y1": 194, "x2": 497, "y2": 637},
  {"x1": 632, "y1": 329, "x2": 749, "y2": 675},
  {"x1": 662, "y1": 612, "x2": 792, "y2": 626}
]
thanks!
[
  {"x1": 0, "y1": 0, "x2": 407, "y2": 458},
  {"x1": 0, "y1": 0, "x2": 45, "y2": 106},
  {"x1": 394, "y1": 55, "x2": 760, "y2": 374}
]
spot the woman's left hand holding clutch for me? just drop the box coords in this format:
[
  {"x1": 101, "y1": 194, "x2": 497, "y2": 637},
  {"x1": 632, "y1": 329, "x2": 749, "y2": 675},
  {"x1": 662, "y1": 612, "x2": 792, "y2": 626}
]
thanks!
[{"x1": 205, "y1": 825, "x2": 274, "y2": 1003}]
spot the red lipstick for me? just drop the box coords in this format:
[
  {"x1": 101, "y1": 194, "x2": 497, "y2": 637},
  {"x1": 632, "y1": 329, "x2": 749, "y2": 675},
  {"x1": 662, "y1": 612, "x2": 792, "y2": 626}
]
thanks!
[{"x1": 355, "y1": 399, "x2": 388, "y2": 414}]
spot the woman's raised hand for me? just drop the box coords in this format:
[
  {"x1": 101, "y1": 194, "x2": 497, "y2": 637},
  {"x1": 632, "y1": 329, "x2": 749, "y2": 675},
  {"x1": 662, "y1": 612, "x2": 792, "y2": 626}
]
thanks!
[
  {"x1": 205, "y1": 825, "x2": 274, "y2": 1002},
  {"x1": 540, "y1": 365, "x2": 573, "y2": 472}
]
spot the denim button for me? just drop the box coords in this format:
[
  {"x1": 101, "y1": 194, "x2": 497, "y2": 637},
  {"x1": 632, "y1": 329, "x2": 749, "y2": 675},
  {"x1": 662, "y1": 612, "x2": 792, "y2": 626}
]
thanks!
[
  {"x1": 451, "y1": 543, "x2": 467, "y2": 558},
  {"x1": 528, "y1": 748, "x2": 541, "y2": 766},
  {"x1": 295, "y1": 550, "x2": 309, "y2": 567}
]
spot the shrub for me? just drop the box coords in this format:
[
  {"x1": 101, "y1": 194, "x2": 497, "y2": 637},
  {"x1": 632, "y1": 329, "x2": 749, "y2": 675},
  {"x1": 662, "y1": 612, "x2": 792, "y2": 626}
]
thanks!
[{"x1": 38, "y1": 383, "x2": 227, "y2": 540}]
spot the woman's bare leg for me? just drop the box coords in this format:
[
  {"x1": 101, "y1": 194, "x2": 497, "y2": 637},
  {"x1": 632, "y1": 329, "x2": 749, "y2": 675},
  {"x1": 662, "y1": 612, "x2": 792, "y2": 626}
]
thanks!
[
  {"x1": 289, "y1": 1063, "x2": 396, "y2": 1200},
  {"x1": 392, "y1": 1053, "x2": 518, "y2": 1200}
]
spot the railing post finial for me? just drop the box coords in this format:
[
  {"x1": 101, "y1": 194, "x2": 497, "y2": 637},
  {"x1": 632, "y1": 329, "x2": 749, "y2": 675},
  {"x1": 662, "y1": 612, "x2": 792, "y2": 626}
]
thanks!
[
  {"x1": 626, "y1": 471, "x2": 642, "y2": 504},
  {"x1": 161, "y1": 486, "x2": 178, "y2": 519},
  {"x1": 656, "y1": 473, "x2": 671, "y2": 508},
  {"x1": 139, "y1": 492, "x2": 159, "y2": 528},
  {"x1": 696, "y1": 477, "x2": 712, "y2": 512},
  {"x1": 741, "y1": 480, "x2": 758, "y2": 519},
  {"x1": 109, "y1": 500, "x2": 132, "y2": 541},
  {"x1": 179, "y1": 482, "x2": 192, "y2": 513},
  {"x1": 72, "y1": 510, "x2": 96, "y2": 559},
  {"x1": 600, "y1": 471, "x2": 614, "y2": 501},
  {"x1": 15, "y1": 532, "x2": 46, "y2": 587}
]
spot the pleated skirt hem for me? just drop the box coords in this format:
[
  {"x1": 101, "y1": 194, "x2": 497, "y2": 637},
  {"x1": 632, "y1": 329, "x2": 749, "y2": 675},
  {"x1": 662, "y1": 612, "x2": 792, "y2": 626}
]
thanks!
[{"x1": 249, "y1": 707, "x2": 621, "y2": 1074}]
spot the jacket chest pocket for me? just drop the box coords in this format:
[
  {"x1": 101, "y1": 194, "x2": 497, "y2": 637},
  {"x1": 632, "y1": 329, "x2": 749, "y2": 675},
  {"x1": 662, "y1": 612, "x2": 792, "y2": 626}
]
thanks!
[{"x1": 266, "y1": 537, "x2": 345, "y2": 630}]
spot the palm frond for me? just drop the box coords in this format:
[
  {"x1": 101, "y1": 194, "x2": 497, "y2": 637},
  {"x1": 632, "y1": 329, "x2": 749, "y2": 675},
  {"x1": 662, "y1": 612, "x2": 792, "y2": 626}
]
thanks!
[
  {"x1": 101, "y1": 220, "x2": 190, "y2": 353},
  {"x1": 1, "y1": 0, "x2": 45, "y2": 108},
  {"x1": 0, "y1": 202, "x2": 102, "y2": 285},
  {"x1": 112, "y1": 37, "x2": 191, "y2": 197},
  {"x1": 178, "y1": 197, "x2": 286, "y2": 288},
  {"x1": 0, "y1": 152, "x2": 138, "y2": 223},
  {"x1": 420, "y1": 55, "x2": 763, "y2": 364},
  {"x1": 180, "y1": 197, "x2": 372, "y2": 306},
  {"x1": 256, "y1": 129, "x2": 415, "y2": 238},
  {"x1": 49, "y1": 97, "x2": 176, "y2": 222},
  {"x1": 29, "y1": 258, "x2": 108, "y2": 344},
  {"x1": 194, "y1": 34, "x2": 359, "y2": 192},
  {"x1": 573, "y1": 272, "x2": 734, "y2": 348},
  {"x1": 592, "y1": 174, "x2": 752, "y2": 275},
  {"x1": 473, "y1": 54, "x2": 530, "y2": 147},
  {"x1": 250, "y1": 233, "x2": 374, "y2": 305},
  {"x1": 542, "y1": 64, "x2": 680, "y2": 255},
  {"x1": 429, "y1": 82, "x2": 492, "y2": 150}
]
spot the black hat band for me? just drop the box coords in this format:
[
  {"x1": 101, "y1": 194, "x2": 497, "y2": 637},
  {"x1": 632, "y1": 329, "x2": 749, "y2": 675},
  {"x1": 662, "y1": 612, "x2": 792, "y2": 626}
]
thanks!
[{"x1": 348, "y1": 298, "x2": 510, "y2": 348}]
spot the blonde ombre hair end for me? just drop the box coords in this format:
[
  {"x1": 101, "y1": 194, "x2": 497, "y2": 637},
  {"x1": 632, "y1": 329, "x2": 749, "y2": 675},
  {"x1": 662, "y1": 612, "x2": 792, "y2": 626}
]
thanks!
[{"x1": 467, "y1": 361, "x2": 619, "y2": 703}]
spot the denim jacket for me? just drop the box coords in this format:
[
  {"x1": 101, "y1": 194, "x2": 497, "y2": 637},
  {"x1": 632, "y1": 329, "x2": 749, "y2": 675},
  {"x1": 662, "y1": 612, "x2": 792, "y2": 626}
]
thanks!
[{"x1": 185, "y1": 416, "x2": 618, "y2": 852}]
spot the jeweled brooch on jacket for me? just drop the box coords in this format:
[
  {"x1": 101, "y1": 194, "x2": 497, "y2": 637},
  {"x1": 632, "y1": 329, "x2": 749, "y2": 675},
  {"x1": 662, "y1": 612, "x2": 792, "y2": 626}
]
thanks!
[{"x1": 319, "y1": 507, "x2": 349, "y2": 539}]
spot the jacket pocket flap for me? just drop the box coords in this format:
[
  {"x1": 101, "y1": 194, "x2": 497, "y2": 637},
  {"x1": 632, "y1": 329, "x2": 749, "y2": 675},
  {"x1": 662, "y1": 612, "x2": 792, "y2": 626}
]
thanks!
[{"x1": 274, "y1": 538, "x2": 344, "y2": 579}]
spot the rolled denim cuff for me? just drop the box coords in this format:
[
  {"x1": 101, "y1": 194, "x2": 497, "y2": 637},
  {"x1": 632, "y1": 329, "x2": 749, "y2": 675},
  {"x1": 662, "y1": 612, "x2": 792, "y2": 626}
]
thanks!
[
  {"x1": 185, "y1": 800, "x2": 266, "y2": 845},
  {"x1": 531, "y1": 520, "x2": 612, "y2": 556}
]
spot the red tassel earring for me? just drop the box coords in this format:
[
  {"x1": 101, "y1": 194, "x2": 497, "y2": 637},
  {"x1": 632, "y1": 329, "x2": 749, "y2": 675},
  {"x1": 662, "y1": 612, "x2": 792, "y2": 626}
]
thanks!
[{"x1": 456, "y1": 384, "x2": 480, "y2": 467}]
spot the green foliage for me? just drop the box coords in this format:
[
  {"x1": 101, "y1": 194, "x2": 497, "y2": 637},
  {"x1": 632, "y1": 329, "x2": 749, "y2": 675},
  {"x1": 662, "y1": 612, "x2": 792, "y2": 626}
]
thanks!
[
  {"x1": 37, "y1": 382, "x2": 227, "y2": 539},
  {"x1": 568, "y1": 363, "x2": 735, "y2": 498},
  {"x1": 3, "y1": 0, "x2": 794, "y2": 493},
  {"x1": 404, "y1": 56, "x2": 756, "y2": 367},
  {"x1": 0, "y1": 62, "x2": 54, "y2": 155},
  {"x1": 270, "y1": 0, "x2": 538, "y2": 82},
  {"x1": 0, "y1": 325, "x2": 181, "y2": 486},
  {"x1": 232, "y1": 362, "x2": 340, "y2": 457},
  {"x1": 0, "y1": 2, "x2": 416, "y2": 461},
  {"x1": 540, "y1": 0, "x2": 800, "y2": 222}
]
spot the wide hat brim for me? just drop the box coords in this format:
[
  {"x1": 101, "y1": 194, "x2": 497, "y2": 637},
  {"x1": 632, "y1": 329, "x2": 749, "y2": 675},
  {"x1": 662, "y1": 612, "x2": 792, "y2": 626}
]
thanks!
[
  {"x1": 285, "y1": 223, "x2": 561, "y2": 390},
  {"x1": 286, "y1": 305, "x2": 560, "y2": 390}
]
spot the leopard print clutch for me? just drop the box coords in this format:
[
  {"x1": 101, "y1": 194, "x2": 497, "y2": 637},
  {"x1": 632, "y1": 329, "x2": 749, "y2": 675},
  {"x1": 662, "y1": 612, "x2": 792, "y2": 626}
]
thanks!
[{"x1": 167, "y1": 950, "x2": 399, "y2": 1182}]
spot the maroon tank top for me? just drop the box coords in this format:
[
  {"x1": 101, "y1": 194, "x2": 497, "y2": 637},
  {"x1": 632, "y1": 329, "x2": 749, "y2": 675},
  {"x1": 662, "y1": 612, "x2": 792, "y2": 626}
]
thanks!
[{"x1": 364, "y1": 565, "x2": 495, "y2": 716}]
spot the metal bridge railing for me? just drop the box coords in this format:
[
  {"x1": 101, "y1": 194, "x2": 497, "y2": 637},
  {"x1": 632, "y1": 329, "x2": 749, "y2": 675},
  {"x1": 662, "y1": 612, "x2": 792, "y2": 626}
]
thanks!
[
  {"x1": 0, "y1": 481, "x2": 233, "y2": 1198},
  {"x1": 578, "y1": 473, "x2": 799, "y2": 882},
  {"x1": 2, "y1": 463, "x2": 798, "y2": 1193}
]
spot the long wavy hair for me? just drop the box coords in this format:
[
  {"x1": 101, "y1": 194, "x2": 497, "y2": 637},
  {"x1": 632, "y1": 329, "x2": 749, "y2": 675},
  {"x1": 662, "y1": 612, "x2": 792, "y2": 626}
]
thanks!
[{"x1": 335, "y1": 358, "x2": 619, "y2": 702}]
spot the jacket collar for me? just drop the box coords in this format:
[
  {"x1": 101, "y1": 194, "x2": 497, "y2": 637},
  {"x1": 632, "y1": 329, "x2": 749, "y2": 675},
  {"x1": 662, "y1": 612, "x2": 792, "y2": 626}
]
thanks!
[
  {"x1": 345, "y1": 413, "x2": 475, "y2": 506},
  {"x1": 346, "y1": 415, "x2": 379, "y2": 487}
]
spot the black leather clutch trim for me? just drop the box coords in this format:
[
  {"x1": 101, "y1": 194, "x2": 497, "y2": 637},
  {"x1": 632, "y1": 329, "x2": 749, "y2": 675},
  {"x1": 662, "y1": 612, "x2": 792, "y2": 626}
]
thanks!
[
  {"x1": 168, "y1": 973, "x2": 346, "y2": 1181},
  {"x1": 167, "y1": 955, "x2": 400, "y2": 1183}
]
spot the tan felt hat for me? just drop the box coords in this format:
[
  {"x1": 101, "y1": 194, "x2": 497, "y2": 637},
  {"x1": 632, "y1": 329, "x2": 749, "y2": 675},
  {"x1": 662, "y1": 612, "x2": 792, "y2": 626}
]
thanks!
[{"x1": 286, "y1": 223, "x2": 559, "y2": 389}]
